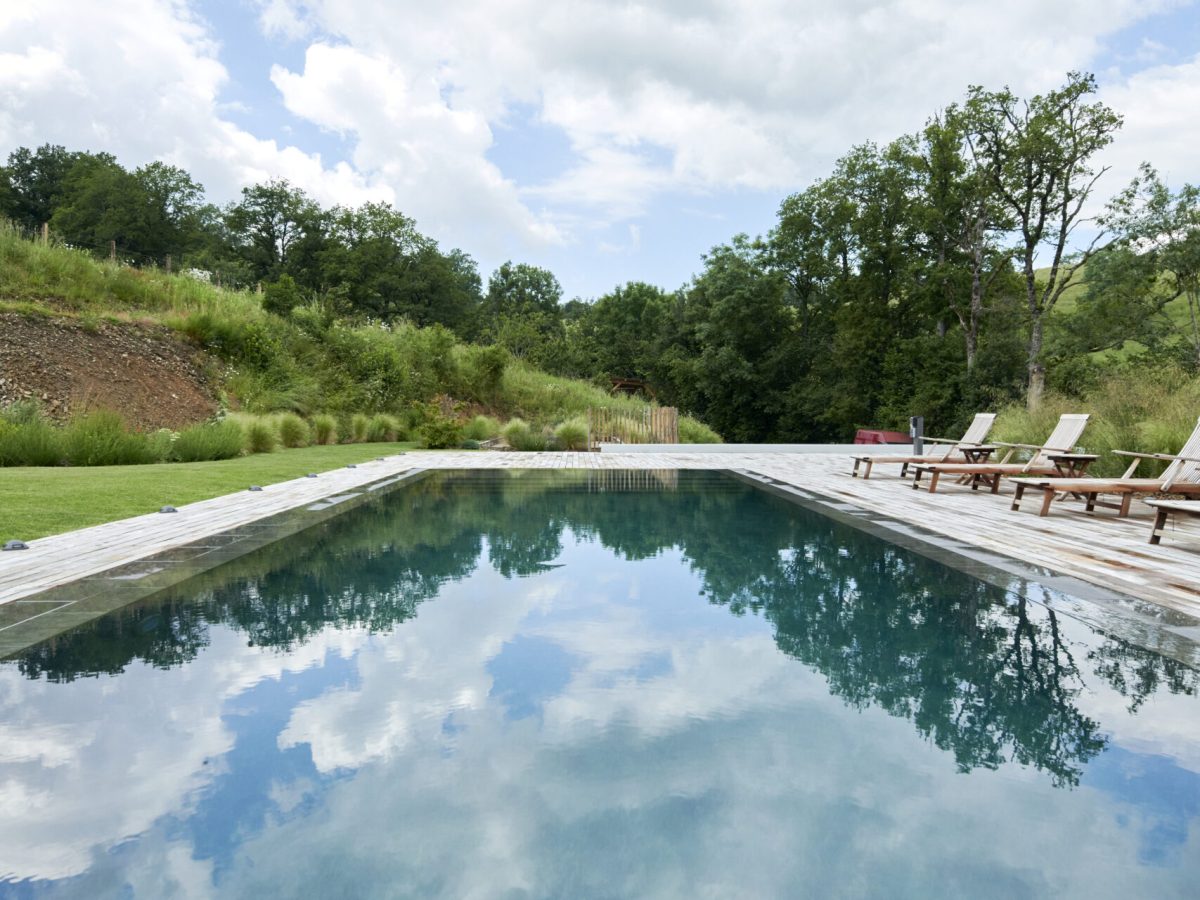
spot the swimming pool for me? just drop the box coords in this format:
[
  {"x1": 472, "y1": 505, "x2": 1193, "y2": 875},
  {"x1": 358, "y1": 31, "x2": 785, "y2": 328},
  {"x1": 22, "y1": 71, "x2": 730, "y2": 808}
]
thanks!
[{"x1": 1, "y1": 469, "x2": 1198, "y2": 897}]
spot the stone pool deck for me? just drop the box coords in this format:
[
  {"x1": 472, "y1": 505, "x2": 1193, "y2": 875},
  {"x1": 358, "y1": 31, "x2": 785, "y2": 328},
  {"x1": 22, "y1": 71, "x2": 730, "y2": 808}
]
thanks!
[{"x1": 3, "y1": 449, "x2": 1200, "y2": 629}]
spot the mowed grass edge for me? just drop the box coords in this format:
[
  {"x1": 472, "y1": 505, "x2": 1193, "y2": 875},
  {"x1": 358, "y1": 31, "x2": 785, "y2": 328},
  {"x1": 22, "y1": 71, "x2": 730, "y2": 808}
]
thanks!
[{"x1": 0, "y1": 442, "x2": 418, "y2": 541}]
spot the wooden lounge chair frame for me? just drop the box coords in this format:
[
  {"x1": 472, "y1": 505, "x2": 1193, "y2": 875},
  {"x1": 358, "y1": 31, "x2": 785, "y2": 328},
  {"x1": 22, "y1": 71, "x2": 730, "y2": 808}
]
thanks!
[
  {"x1": 909, "y1": 414, "x2": 1090, "y2": 494},
  {"x1": 1146, "y1": 499, "x2": 1200, "y2": 544},
  {"x1": 1011, "y1": 417, "x2": 1200, "y2": 517},
  {"x1": 850, "y1": 413, "x2": 996, "y2": 479}
]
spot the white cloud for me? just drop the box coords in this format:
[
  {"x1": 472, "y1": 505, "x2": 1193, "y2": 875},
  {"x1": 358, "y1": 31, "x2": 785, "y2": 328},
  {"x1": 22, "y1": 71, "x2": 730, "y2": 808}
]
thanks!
[
  {"x1": 1100, "y1": 52, "x2": 1200, "y2": 188},
  {"x1": 2, "y1": 0, "x2": 1199, "y2": 288},
  {"x1": 0, "y1": 2, "x2": 389, "y2": 209},
  {"x1": 256, "y1": 0, "x2": 310, "y2": 42},
  {"x1": 269, "y1": 43, "x2": 565, "y2": 251},
  {"x1": 282, "y1": 0, "x2": 1197, "y2": 218}
]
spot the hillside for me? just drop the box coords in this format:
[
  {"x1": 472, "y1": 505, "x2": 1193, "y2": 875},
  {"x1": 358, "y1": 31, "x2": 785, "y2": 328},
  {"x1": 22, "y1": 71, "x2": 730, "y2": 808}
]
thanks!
[{"x1": 0, "y1": 229, "x2": 719, "y2": 442}]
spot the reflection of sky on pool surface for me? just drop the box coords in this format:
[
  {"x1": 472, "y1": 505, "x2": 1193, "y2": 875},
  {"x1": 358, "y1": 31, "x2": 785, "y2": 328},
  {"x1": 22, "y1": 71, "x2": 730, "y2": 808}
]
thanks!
[{"x1": 1, "y1": 471, "x2": 1199, "y2": 898}]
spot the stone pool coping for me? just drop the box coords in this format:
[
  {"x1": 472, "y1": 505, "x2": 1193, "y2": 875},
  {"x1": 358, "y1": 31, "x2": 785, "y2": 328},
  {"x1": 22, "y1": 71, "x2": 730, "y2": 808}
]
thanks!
[{"x1": 3, "y1": 450, "x2": 1200, "y2": 660}]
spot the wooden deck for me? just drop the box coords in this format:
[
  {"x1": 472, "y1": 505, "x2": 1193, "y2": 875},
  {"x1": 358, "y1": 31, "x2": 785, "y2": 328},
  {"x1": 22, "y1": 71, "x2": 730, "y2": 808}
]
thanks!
[{"x1": 3, "y1": 450, "x2": 1200, "y2": 625}]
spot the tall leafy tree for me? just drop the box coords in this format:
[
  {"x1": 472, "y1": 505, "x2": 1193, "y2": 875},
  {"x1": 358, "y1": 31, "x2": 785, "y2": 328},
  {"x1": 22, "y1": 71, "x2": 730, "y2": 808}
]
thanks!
[
  {"x1": 1072, "y1": 168, "x2": 1200, "y2": 367},
  {"x1": 484, "y1": 262, "x2": 565, "y2": 362},
  {"x1": 48, "y1": 153, "x2": 141, "y2": 253},
  {"x1": 915, "y1": 111, "x2": 1014, "y2": 372},
  {"x1": 962, "y1": 72, "x2": 1123, "y2": 406},
  {"x1": 0, "y1": 144, "x2": 80, "y2": 229},
  {"x1": 681, "y1": 236, "x2": 797, "y2": 441},
  {"x1": 226, "y1": 179, "x2": 323, "y2": 282}
]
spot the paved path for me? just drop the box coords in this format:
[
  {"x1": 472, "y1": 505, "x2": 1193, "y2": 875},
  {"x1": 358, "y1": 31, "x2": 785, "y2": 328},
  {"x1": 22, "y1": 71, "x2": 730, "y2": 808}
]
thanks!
[{"x1": 3, "y1": 450, "x2": 1200, "y2": 621}]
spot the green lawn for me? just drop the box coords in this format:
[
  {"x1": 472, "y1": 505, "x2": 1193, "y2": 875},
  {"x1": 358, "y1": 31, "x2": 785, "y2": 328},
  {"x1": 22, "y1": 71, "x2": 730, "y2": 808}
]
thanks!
[{"x1": 0, "y1": 442, "x2": 418, "y2": 541}]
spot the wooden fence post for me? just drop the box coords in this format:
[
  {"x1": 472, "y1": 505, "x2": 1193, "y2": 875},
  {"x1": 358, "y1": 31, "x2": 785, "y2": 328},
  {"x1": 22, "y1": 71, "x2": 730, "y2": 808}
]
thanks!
[
  {"x1": 40, "y1": 222, "x2": 49, "y2": 244},
  {"x1": 165, "y1": 254, "x2": 172, "y2": 273},
  {"x1": 109, "y1": 240, "x2": 116, "y2": 262}
]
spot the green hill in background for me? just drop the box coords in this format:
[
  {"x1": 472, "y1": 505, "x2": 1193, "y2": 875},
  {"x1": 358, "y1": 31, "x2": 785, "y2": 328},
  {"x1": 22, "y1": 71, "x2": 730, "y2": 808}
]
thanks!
[{"x1": 0, "y1": 227, "x2": 719, "y2": 445}]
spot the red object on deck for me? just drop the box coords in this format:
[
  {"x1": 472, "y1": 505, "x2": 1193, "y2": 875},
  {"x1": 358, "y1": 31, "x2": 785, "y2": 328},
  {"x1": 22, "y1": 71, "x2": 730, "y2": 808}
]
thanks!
[{"x1": 853, "y1": 429, "x2": 911, "y2": 445}]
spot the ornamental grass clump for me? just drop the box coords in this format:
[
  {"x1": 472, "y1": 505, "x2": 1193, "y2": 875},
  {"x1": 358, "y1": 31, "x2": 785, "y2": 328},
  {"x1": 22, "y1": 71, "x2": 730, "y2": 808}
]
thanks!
[
  {"x1": 501, "y1": 418, "x2": 548, "y2": 451},
  {"x1": 245, "y1": 419, "x2": 277, "y2": 453},
  {"x1": 349, "y1": 413, "x2": 370, "y2": 443},
  {"x1": 554, "y1": 418, "x2": 588, "y2": 451},
  {"x1": 312, "y1": 413, "x2": 337, "y2": 445},
  {"x1": 679, "y1": 418, "x2": 721, "y2": 444},
  {"x1": 463, "y1": 415, "x2": 501, "y2": 442},
  {"x1": 277, "y1": 412, "x2": 310, "y2": 448},
  {"x1": 172, "y1": 420, "x2": 245, "y2": 462},
  {"x1": 0, "y1": 416, "x2": 63, "y2": 466},
  {"x1": 62, "y1": 410, "x2": 159, "y2": 466},
  {"x1": 366, "y1": 413, "x2": 401, "y2": 442}
]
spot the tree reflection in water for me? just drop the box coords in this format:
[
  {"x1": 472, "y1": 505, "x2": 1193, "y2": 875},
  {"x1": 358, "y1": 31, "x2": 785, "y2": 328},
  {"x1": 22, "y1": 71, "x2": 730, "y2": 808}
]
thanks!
[{"x1": 14, "y1": 470, "x2": 1198, "y2": 788}]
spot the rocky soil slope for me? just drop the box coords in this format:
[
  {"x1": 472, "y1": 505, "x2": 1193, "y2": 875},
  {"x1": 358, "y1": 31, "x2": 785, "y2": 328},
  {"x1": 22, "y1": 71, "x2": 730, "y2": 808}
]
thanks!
[{"x1": 0, "y1": 313, "x2": 218, "y2": 429}]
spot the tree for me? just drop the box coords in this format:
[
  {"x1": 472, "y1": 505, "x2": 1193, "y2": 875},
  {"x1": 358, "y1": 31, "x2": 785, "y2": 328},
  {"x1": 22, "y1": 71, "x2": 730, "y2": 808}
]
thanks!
[
  {"x1": 132, "y1": 161, "x2": 207, "y2": 258},
  {"x1": 48, "y1": 153, "x2": 142, "y2": 253},
  {"x1": 682, "y1": 236, "x2": 797, "y2": 441},
  {"x1": 915, "y1": 111, "x2": 1014, "y2": 372},
  {"x1": 574, "y1": 282, "x2": 670, "y2": 381},
  {"x1": 226, "y1": 179, "x2": 322, "y2": 282},
  {"x1": 0, "y1": 144, "x2": 79, "y2": 229},
  {"x1": 485, "y1": 261, "x2": 563, "y2": 320},
  {"x1": 484, "y1": 262, "x2": 565, "y2": 363},
  {"x1": 962, "y1": 72, "x2": 1123, "y2": 407},
  {"x1": 1098, "y1": 168, "x2": 1200, "y2": 368}
]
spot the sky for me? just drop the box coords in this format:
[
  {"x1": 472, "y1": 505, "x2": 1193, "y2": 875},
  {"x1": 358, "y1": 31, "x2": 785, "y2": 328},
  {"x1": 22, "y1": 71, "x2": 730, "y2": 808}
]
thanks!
[{"x1": 1, "y1": 0, "x2": 1199, "y2": 299}]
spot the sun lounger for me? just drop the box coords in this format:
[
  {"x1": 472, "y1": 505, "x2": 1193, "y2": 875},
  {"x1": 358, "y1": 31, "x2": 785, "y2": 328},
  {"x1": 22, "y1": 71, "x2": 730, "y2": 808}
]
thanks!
[
  {"x1": 1011, "y1": 417, "x2": 1200, "y2": 517},
  {"x1": 850, "y1": 413, "x2": 996, "y2": 479},
  {"x1": 909, "y1": 414, "x2": 1090, "y2": 494},
  {"x1": 1146, "y1": 499, "x2": 1200, "y2": 544}
]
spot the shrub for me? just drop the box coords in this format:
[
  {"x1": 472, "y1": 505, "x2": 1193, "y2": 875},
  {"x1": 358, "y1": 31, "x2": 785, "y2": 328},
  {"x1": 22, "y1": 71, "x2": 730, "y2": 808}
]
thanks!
[
  {"x1": 554, "y1": 418, "x2": 589, "y2": 451},
  {"x1": 262, "y1": 274, "x2": 304, "y2": 317},
  {"x1": 62, "y1": 410, "x2": 158, "y2": 466},
  {"x1": 366, "y1": 413, "x2": 401, "y2": 442},
  {"x1": 172, "y1": 420, "x2": 244, "y2": 462},
  {"x1": 312, "y1": 414, "x2": 337, "y2": 445},
  {"x1": 460, "y1": 438, "x2": 482, "y2": 450},
  {"x1": 463, "y1": 415, "x2": 501, "y2": 442},
  {"x1": 277, "y1": 412, "x2": 310, "y2": 448},
  {"x1": 350, "y1": 413, "x2": 370, "y2": 443},
  {"x1": 245, "y1": 419, "x2": 277, "y2": 453},
  {"x1": 0, "y1": 417, "x2": 64, "y2": 466},
  {"x1": 178, "y1": 312, "x2": 280, "y2": 370},
  {"x1": 680, "y1": 417, "x2": 722, "y2": 444},
  {"x1": 460, "y1": 344, "x2": 509, "y2": 402},
  {"x1": 420, "y1": 414, "x2": 464, "y2": 449},
  {"x1": 0, "y1": 400, "x2": 44, "y2": 427},
  {"x1": 148, "y1": 428, "x2": 176, "y2": 461},
  {"x1": 502, "y1": 418, "x2": 548, "y2": 451}
]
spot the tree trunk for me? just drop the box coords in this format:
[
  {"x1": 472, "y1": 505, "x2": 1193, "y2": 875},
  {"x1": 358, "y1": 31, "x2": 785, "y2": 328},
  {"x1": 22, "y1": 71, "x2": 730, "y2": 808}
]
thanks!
[
  {"x1": 1027, "y1": 315, "x2": 1045, "y2": 410},
  {"x1": 1188, "y1": 295, "x2": 1200, "y2": 370},
  {"x1": 965, "y1": 233, "x2": 984, "y2": 371}
]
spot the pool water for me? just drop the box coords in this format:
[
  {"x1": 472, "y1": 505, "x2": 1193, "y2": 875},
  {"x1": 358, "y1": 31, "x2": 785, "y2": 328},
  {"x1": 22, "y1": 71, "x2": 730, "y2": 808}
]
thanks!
[{"x1": 1, "y1": 470, "x2": 1198, "y2": 898}]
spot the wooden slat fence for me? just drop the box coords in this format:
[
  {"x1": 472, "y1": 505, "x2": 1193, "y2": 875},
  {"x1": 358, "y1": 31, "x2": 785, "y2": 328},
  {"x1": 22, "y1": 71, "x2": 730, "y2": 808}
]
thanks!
[
  {"x1": 587, "y1": 407, "x2": 679, "y2": 449},
  {"x1": 584, "y1": 469, "x2": 679, "y2": 492}
]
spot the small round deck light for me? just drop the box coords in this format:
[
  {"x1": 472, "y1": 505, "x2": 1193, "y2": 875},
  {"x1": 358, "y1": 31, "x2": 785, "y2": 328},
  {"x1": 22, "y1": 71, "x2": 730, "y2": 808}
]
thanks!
[
  {"x1": 346, "y1": 464, "x2": 357, "y2": 469},
  {"x1": 160, "y1": 506, "x2": 178, "y2": 514},
  {"x1": 2, "y1": 539, "x2": 29, "y2": 551},
  {"x1": 306, "y1": 473, "x2": 318, "y2": 479},
  {"x1": 248, "y1": 485, "x2": 263, "y2": 492}
]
